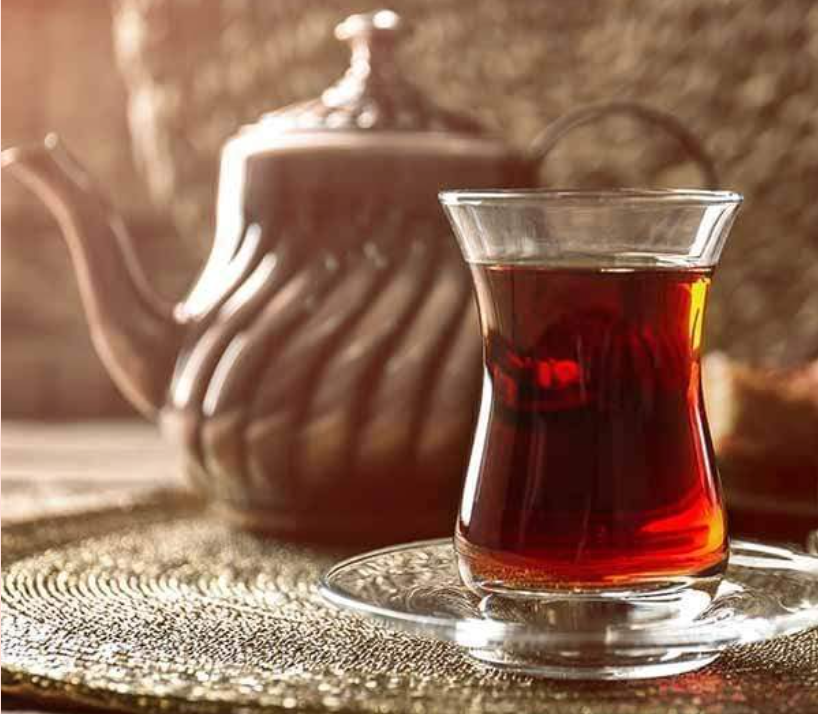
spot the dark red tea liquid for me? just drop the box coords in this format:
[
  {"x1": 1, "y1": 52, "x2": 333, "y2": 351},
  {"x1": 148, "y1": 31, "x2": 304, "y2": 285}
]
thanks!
[{"x1": 457, "y1": 263, "x2": 728, "y2": 589}]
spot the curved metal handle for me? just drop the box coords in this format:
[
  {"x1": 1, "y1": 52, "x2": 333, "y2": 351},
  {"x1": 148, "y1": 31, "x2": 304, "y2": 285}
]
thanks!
[{"x1": 528, "y1": 100, "x2": 719, "y2": 189}]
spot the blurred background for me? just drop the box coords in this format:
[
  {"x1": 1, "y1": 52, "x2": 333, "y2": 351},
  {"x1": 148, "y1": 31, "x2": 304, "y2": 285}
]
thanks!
[
  {"x1": 4, "y1": 0, "x2": 818, "y2": 418},
  {"x1": 2, "y1": 0, "x2": 817, "y2": 539}
]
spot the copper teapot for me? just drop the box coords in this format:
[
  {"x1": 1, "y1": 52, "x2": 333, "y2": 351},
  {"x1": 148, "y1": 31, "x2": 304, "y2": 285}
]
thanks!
[{"x1": 2, "y1": 10, "x2": 716, "y2": 544}]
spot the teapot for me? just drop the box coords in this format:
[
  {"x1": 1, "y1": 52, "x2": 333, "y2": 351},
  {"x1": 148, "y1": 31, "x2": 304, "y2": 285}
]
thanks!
[{"x1": 2, "y1": 10, "x2": 716, "y2": 544}]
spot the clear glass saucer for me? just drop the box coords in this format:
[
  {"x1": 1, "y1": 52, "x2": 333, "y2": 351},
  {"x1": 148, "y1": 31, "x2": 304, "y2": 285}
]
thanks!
[{"x1": 320, "y1": 539, "x2": 818, "y2": 680}]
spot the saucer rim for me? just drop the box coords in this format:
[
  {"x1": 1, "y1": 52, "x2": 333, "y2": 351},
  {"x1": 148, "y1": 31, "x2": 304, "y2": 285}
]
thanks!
[{"x1": 319, "y1": 538, "x2": 818, "y2": 653}]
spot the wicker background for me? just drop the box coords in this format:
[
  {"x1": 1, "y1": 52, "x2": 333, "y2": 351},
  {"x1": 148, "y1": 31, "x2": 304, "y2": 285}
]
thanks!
[
  {"x1": 1, "y1": 0, "x2": 188, "y2": 417},
  {"x1": 3, "y1": 0, "x2": 817, "y2": 416}
]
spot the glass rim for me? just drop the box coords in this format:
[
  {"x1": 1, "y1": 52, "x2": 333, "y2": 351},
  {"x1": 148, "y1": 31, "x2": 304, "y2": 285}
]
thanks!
[{"x1": 438, "y1": 187, "x2": 743, "y2": 207}]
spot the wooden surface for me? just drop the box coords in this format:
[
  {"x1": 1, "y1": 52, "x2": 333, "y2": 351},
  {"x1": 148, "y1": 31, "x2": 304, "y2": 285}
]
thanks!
[{"x1": 1, "y1": 420, "x2": 181, "y2": 524}]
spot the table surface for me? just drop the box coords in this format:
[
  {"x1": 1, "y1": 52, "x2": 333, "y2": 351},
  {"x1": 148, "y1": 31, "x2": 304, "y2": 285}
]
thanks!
[
  {"x1": 3, "y1": 420, "x2": 178, "y2": 713},
  {"x1": 2, "y1": 420, "x2": 180, "y2": 524},
  {"x1": 2, "y1": 420, "x2": 817, "y2": 714}
]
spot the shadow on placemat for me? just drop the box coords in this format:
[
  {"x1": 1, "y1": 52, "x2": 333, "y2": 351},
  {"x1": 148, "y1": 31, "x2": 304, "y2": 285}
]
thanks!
[{"x1": 2, "y1": 500, "x2": 817, "y2": 714}]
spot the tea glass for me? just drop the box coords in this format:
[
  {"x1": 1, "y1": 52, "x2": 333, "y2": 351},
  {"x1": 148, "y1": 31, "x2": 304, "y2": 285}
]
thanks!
[
  {"x1": 439, "y1": 189, "x2": 742, "y2": 603},
  {"x1": 321, "y1": 189, "x2": 818, "y2": 680}
]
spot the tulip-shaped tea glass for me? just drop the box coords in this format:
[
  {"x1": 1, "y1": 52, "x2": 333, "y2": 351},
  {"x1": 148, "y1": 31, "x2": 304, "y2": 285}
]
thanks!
[
  {"x1": 321, "y1": 189, "x2": 818, "y2": 679},
  {"x1": 439, "y1": 189, "x2": 742, "y2": 600}
]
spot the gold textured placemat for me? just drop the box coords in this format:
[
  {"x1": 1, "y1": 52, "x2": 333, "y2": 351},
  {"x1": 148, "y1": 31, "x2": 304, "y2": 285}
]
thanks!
[{"x1": 3, "y1": 503, "x2": 818, "y2": 714}]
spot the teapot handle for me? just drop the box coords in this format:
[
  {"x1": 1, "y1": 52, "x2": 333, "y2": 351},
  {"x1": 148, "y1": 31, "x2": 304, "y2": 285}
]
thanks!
[{"x1": 527, "y1": 100, "x2": 719, "y2": 189}]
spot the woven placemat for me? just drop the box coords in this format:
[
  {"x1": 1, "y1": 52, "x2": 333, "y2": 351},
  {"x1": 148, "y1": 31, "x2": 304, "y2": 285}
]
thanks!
[{"x1": 3, "y1": 501, "x2": 818, "y2": 714}]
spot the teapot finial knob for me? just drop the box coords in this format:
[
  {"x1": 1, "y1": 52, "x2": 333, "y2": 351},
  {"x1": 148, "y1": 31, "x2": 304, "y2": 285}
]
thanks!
[
  {"x1": 334, "y1": 10, "x2": 409, "y2": 77},
  {"x1": 335, "y1": 9, "x2": 407, "y2": 44},
  {"x1": 264, "y1": 8, "x2": 483, "y2": 132}
]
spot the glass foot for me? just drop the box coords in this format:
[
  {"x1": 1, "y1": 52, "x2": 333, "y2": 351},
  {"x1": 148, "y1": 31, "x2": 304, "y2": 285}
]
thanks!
[{"x1": 468, "y1": 648, "x2": 719, "y2": 680}]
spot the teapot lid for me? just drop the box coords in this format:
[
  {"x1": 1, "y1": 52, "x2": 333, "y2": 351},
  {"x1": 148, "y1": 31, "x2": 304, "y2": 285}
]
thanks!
[{"x1": 257, "y1": 9, "x2": 487, "y2": 135}]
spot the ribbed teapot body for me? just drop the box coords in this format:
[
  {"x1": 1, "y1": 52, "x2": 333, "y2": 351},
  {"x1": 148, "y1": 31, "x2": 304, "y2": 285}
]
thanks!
[{"x1": 162, "y1": 131, "x2": 531, "y2": 544}]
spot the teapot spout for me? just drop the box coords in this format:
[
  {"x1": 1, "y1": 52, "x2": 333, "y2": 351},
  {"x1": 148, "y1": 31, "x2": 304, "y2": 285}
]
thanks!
[{"x1": 1, "y1": 135, "x2": 184, "y2": 417}]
